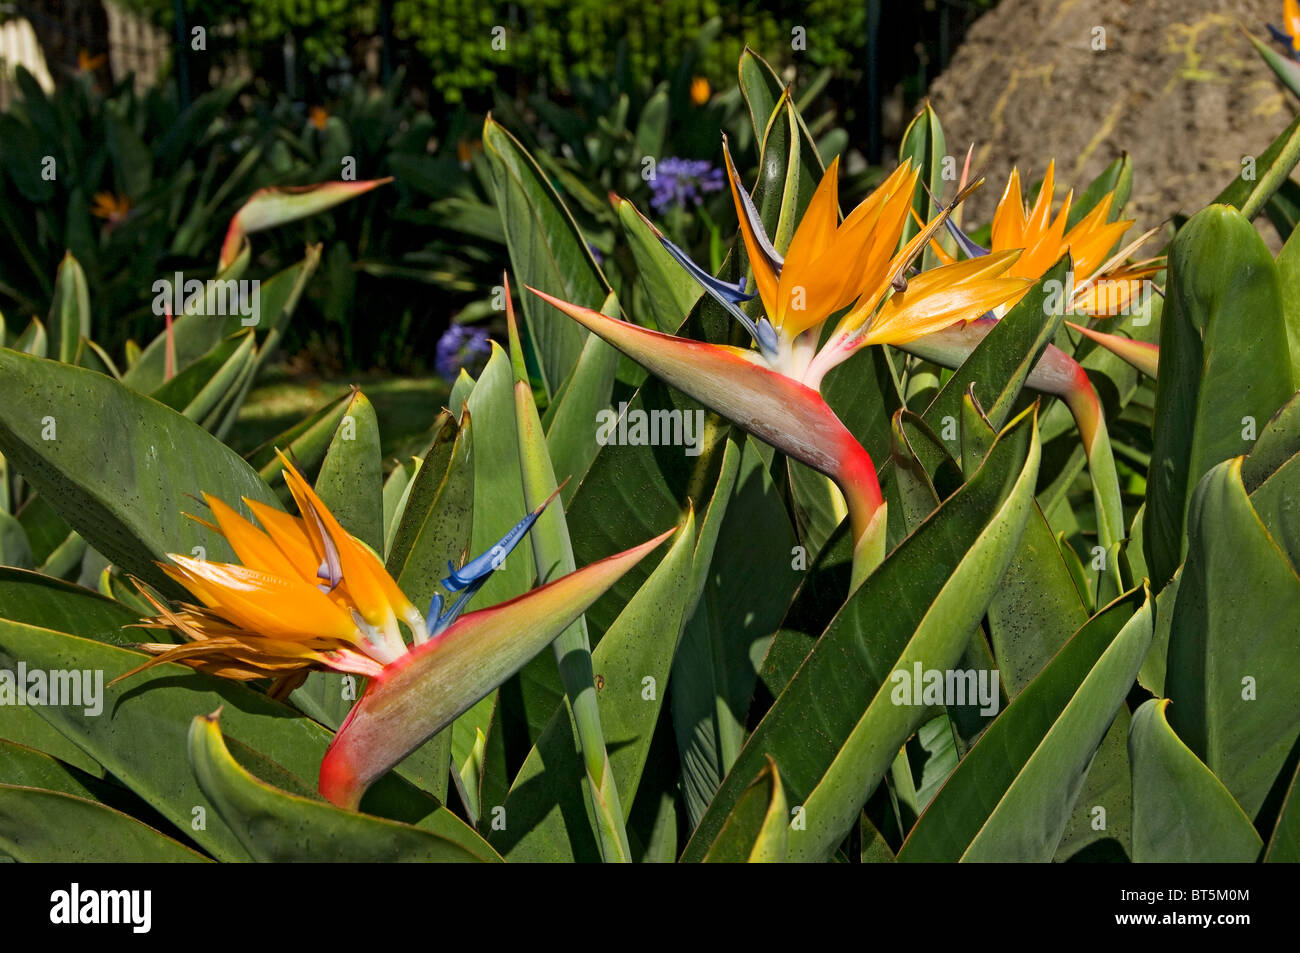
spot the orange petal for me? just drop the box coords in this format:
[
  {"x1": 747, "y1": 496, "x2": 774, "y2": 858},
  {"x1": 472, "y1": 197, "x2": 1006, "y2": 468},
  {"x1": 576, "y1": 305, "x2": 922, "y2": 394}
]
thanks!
[
  {"x1": 991, "y1": 167, "x2": 1026, "y2": 250},
  {"x1": 722, "y1": 137, "x2": 781, "y2": 316},
  {"x1": 165, "y1": 554, "x2": 359, "y2": 643},
  {"x1": 276, "y1": 452, "x2": 414, "y2": 630},
  {"x1": 204, "y1": 494, "x2": 304, "y2": 580},
  {"x1": 244, "y1": 498, "x2": 320, "y2": 582}
]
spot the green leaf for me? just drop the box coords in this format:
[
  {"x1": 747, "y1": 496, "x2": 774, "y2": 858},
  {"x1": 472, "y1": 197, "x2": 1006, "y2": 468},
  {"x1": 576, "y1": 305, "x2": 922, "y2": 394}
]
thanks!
[
  {"x1": 897, "y1": 103, "x2": 947, "y2": 268},
  {"x1": 899, "y1": 588, "x2": 1150, "y2": 861},
  {"x1": 483, "y1": 117, "x2": 610, "y2": 395},
  {"x1": 0, "y1": 785, "x2": 208, "y2": 862},
  {"x1": 0, "y1": 622, "x2": 468, "y2": 860},
  {"x1": 616, "y1": 199, "x2": 701, "y2": 331},
  {"x1": 14, "y1": 317, "x2": 47, "y2": 358},
  {"x1": 544, "y1": 295, "x2": 621, "y2": 501},
  {"x1": 124, "y1": 255, "x2": 315, "y2": 395},
  {"x1": 0, "y1": 351, "x2": 282, "y2": 598},
  {"x1": 248, "y1": 390, "x2": 353, "y2": 490},
  {"x1": 1128, "y1": 699, "x2": 1262, "y2": 862},
  {"x1": 684, "y1": 405, "x2": 1041, "y2": 861},
  {"x1": 382, "y1": 456, "x2": 420, "y2": 558},
  {"x1": 672, "y1": 435, "x2": 800, "y2": 826},
  {"x1": 47, "y1": 253, "x2": 91, "y2": 365},
  {"x1": 491, "y1": 511, "x2": 695, "y2": 861},
  {"x1": 1145, "y1": 206, "x2": 1294, "y2": 589},
  {"x1": 508, "y1": 325, "x2": 631, "y2": 861},
  {"x1": 1243, "y1": 389, "x2": 1300, "y2": 492},
  {"x1": 314, "y1": 390, "x2": 384, "y2": 551},
  {"x1": 701, "y1": 756, "x2": 789, "y2": 863},
  {"x1": 1066, "y1": 153, "x2": 1133, "y2": 229},
  {"x1": 0, "y1": 568, "x2": 139, "y2": 643},
  {"x1": 188, "y1": 713, "x2": 495, "y2": 862},
  {"x1": 1273, "y1": 222, "x2": 1300, "y2": 383},
  {"x1": 1165, "y1": 458, "x2": 1300, "y2": 819},
  {"x1": 1266, "y1": 757, "x2": 1300, "y2": 861}
]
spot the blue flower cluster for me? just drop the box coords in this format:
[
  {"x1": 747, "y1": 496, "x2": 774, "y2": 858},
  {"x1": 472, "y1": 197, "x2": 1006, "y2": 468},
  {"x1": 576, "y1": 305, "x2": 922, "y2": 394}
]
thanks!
[
  {"x1": 650, "y1": 157, "x2": 725, "y2": 213},
  {"x1": 435, "y1": 323, "x2": 492, "y2": 379}
]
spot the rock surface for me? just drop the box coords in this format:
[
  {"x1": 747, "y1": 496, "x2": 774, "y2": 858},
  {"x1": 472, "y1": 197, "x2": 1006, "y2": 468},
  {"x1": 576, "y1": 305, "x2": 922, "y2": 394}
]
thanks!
[{"x1": 927, "y1": 0, "x2": 1292, "y2": 237}]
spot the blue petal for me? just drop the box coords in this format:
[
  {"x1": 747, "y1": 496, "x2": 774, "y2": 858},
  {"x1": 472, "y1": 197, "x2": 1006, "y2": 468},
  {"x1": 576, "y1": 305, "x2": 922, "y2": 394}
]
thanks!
[
  {"x1": 930, "y1": 197, "x2": 990, "y2": 258},
  {"x1": 657, "y1": 234, "x2": 780, "y2": 359},
  {"x1": 428, "y1": 489, "x2": 560, "y2": 633},
  {"x1": 658, "y1": 233, "x2": 756, "y2": 304},
  {"x1": 443, "y1": 499, "x2": 552, "y2": 593}
]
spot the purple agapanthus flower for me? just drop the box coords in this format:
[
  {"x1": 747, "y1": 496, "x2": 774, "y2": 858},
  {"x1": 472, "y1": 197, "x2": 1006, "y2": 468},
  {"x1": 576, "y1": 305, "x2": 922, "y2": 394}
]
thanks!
[
  {"x1": 650, "y1": 157, "x2": 725, "y2": 213},
  {"x1": 436, "y1": 323, "x2": 492, "y2": 379}
]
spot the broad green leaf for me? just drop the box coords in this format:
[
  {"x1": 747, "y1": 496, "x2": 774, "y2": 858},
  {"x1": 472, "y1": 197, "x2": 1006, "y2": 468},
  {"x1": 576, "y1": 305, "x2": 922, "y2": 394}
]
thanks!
[
  {"x1": 1145, "y1": 206, "x2": 1294, "y2": 590},
  {"x1": 492, "y1": 512, "x2": 695, "y2": 861},
  {"x1": 13, "y1": 317, "x2": 46, "y2": 358},
  {"x1": 125, "y1": 255, "x2": 315, "y2": 395},
  {"x1": 701, "y1": 756, "x2": 789, "y2": 863},
  {"x1": 1053, "y1": 706, "x2": 1133, "y2": 861},
  {"x1": 672, "y1": 436, "x2": 800, "y2": 826},
  {"x1": 483, "y1": 117, "x2": 610, "y2": 395},
  {"x1": 897, "y1": 103, "x2": 947, "y2": 268},
  {"x1": 460, "y1": 345, "x2": 534, "y2": 609},
  {"x1": 0, "y1": 707, "x2": 104, "y2": 778},
  {"x1": 1274, "y1": 228, "x2": 1300, "y2": 394},
  {"x1": 0, "y1": 568, "x2": 139, "y2": 643},
  {"x1": 148, "y1": 332, "x2": 246, "y2": 413},
  {"x1": 0, "y1": 350, "x2": 281, "y2": 598},
  {"x1": 1165, "y1": 458, "x2": 1300, "y2": 819},
  {"x1": 616, "y1": 199, "x2": 701, "y2": 331},
  {"x1": 382, "y1": 456, "x2": 421, "y2": 558},
  {"x1": 683, "y1": 405, "x2": 1041, "y2": 861},
  {"x1": 0, "y1": 740, "x2": 106, "y2": 799},
  {"x1": 314, "y1": 390, "x2": 384, "y2": 551},
  {"x1": 1129, "y1": 698, "x2": 1262, "y2": 863},
  {"x1": 1242, "y1": 389, "x2": 1300, "y2": 492},
  {"x1": 0, "y1": 509, "x2": 31, "y2": 569},
  {"x1": 0, "y1": 623, "x2": 462, "y2": 860},
  {"x1": 188, "y1": 713, "x2": 494, "y2": 862},
  {"x1": 47, "y1": 253, "x2": 90, "y2": 365},
  {"x1": 0, "y1": 785, "x2": 208, "y2": 862},
  {"x1": 249, "y1": 390, "x2": 353, "y2": 490},
  {"x1": 899, "y1": 588, "x2": 1149, "y2": 862},
  {"x1": 180, "y1": 331, "x2": 256, "y2": 427},
  {"x1": 1266, "y1": 758, "x2": 1300, "y2": 861},
  {"x1": 544, "y1": 295, "x2": 621, "y2": 502},
  {"x1": 508, "y1": 325, "x2": 630, "y2": 862}
]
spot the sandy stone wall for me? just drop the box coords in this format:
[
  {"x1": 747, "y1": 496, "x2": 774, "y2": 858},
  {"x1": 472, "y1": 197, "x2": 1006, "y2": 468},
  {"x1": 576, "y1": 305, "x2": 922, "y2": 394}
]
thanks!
[{"x1": 927, "y1": 0, "x2": 1292, "y2": 237}]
